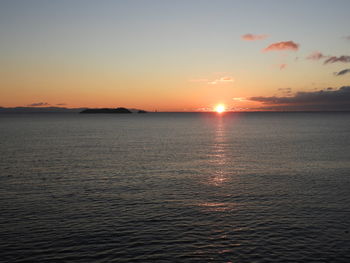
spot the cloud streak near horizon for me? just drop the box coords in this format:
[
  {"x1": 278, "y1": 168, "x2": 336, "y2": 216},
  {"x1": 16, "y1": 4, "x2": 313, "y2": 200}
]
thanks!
[
  {"x1": 190, "y1": 76, "x2": 234, "y2": 85},
  {"x1": 27, "y1": 102, "x2": 50, "y2": 107},
  {"x1": 208, "y1": 76, "x2": 234, "y2": 85},
  {"x1": 249, "y1": 86, "x2": 350, "y2": 111}
]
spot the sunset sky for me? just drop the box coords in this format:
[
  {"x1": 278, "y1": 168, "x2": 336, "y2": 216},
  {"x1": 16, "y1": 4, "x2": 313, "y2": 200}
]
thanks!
[{"x1": 1, "y1": 0, "x2": 349, "y2": 111}]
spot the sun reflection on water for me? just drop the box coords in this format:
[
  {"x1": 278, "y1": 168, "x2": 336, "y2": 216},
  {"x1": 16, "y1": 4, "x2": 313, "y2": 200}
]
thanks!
[
  {"x1": 197, "y1": 115, "x2": 238, "y2": 213},
  {"x1": 209, "y1": 117, "x2": 229, "y2": 186},
  {"x1": 197, "y1": 201, "x2": 236, "y2": 212}
]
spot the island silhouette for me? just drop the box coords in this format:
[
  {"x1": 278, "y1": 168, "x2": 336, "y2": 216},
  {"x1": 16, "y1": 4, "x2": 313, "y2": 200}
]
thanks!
[{"x1": 80, "y1": 107, "x2": 147, "y2": 114}]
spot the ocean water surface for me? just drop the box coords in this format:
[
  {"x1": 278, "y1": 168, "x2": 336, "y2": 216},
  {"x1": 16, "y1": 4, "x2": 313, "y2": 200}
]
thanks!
[{"x1": 0, "y1": 112, "x2": 349, "y2": 262}]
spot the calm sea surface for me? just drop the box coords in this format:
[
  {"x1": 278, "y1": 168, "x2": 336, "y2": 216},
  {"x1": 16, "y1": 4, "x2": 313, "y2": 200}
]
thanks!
[{"x1": 0, "y1": 112, "x2": 349, "y2": 262}]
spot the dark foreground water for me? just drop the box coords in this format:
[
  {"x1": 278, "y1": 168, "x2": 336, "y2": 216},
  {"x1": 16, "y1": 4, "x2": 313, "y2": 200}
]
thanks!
[{"x1": 0, "y1": 112, "x2": 349, "y2": 262}]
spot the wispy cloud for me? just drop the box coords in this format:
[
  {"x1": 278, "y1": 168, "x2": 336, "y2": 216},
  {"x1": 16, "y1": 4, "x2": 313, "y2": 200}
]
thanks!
[
  {"x1": 306, "y1": 51, "x2": 326, "y2": 60},
  {"x1": 263, "y1": 41, "x2": 299, "y2": 52},
  {"x1": 218, "y1": 77, "x2": 234, "y2": 82},
  {"x1": 279, "y1": 64, "x2": 287, "y2": 70},
  {"x1": 27, "y1": 102, "x2": 50, "y2": 107},
  {"x1": 56, "y1": 103, "x2": 67, "y2": 106},
  {"x1": 208, "y1": 77, "x2": 234, "y2": 85},
  {"x1": 241, "y1": 33, "x2": 268, "y2": 41},
  {"x1": 324, "y1": 55, "x2": 350, "y2": 64},
  {"x1": 334, "y1": 69, "x2": 350, "y2": 76},
  {"x1": 232, "y1": 97, "x2": 247, "y2": 102},
  {"x1": 277, "y1": 88, "x2": 292, "y2": 95},
  {"x1": 249, "y1": 86, "x2": 350, "y2": 111},
  {"x1": 306, "y1": 52, "x2": 350, "y2": 65},
  {"x1": 194, "y1": 107, "x2": 212, "y2": 112},
  {"x1": 190, "y1": 75, "x2": 234, "y2": 85}
]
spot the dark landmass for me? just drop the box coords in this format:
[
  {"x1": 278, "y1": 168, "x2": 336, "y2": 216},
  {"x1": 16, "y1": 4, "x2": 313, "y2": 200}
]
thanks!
[
  {"x1": 0, "y1": 107, "x2": 86, "y2": 113},
  {"x1": 128, "y1": 108, "x2": 148, "y2": 113},
  {"x1": 0, "y1": 107, "x2": 148, "y2": 114},
  {"x1": 80, "y1": 107, "x2": 132, "y2": 114}
]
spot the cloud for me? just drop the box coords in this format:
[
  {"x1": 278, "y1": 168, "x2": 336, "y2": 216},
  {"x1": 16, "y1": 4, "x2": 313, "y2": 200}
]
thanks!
[
  {"x1": 190, "y1": 75, "x2": 234, "y2": 85},
  {"x1": 241, "y1": 34, "x2": 268, "y2": 41},
  {"x1": 324, "y1": 55, "x2": 350, "y2": 64},
  {"x1": 334, "y1": 69, "x2": 350, "y2": 76},
  {"x1": 56, "y1": 103, "x2": 67, "y2": 106},
  {"x1": 263, "y1": 41, "x2": 299, "y2": 52},
  {"x1": 208, "y1": 76, "x2": 234, "y2": 85},
  {"x1": 343, "y1": 36, "x2": 350, "y2": 40},
  {"x1": 27, "y1": 102, "x2": 50, "y2": 107},
  {"x1": 249, "y1": 86, "x2": 350, "y2": 111},
  {"x1": 195, "y1": 107, "x2": 212, "y2": 112},
  {"x1": 218, "y1": 77, "x2": 234, "y2": 82},
  {"x1": 232, "y1": 97, "x2": 247, "y2": 101},
  {"x1": 306, "y1": 51, "x2": 326, "y2": 60},
  {"x1": 306, "y1": 52, "x2": 350, "y2": 65},
  {"x1": 279, "y1": 64, "x2": 287, "y2": 70},
  {"x1": 278, "y1": 88, "x2": 292, "y2": 95}
]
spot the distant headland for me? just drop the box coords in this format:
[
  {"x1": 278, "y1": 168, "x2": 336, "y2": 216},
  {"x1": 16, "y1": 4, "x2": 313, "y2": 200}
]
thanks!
[
  {"x1": 0, "y1": 107, "x2": 147, "y2": 113},
  {"x1": 80, "y1": 107, "x2": 147, "y2": 114}
]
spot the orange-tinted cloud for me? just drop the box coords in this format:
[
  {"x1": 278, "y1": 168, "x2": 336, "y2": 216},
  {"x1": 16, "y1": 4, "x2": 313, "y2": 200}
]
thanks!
[
  {"x1": 263, "y1": 41, "x2": 299, "y2": 52},
  {"x1": 324, "y1": 55, "x2": 350, "y2": 64},
  {"x1": 306, "y1": 51, "x2": 325, "y2": 60},
  {"x1": 279, "y1": 64, "x2": 287, "y2": 70},
  {"x1": 232, "y1": 97, "x2": 247, "y2": 101},
  {"x1": 208, "y1": 76, "x2": 234, "y2": 85},
  {"x1": 219, "y1": 77, "x2": 234, "y2": 82},
  {"x1": 241, "y1": 33, "x2": 268, "y2": 41},
  {"x1": 190, "y1": 75, "x2": 234, "y2": 85}
]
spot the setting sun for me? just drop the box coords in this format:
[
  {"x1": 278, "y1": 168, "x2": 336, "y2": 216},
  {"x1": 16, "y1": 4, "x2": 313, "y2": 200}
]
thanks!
[{"x1": 215, "y1": 104, "x2": 225, "y2": 113}]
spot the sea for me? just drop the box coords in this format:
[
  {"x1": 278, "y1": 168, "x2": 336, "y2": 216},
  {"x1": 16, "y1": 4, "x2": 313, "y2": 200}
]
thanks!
[{"x1": 0, "y1": 112, "x2": 349, "y2": 262}]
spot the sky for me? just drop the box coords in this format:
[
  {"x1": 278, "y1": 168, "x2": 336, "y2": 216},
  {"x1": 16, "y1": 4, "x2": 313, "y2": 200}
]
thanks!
[{"x1": 1, "y1": 0, "x2": 350, "y2": 111}]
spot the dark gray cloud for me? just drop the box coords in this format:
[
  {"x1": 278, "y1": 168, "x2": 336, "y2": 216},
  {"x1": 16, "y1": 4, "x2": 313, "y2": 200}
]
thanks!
[
  {"x1": 324, "y1": 56, "x2": 350, "y2": 64},
  {"x1": 250, "y1": 86, "x2": 350, "y2": 111},
  {"x1": 307, "y1": 53, "x2": 350, "y2": 67},
  {"x1": 27, "y1": 102, "x2": 50, "y2": 107},
  {"x1": 334, "y1": 69, "x2": 350, "y2": 76}
]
